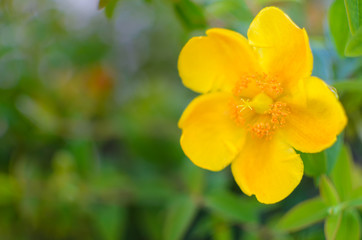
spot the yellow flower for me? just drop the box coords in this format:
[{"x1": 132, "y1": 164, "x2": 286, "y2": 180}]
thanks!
[{"x1": 177, "y1": 7, "x2": 347, "y2": 204}]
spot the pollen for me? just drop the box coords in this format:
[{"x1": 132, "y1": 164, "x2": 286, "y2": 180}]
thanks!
[
  {"x1": 246, "y1": 101, "x2": 290, "y2": 139},
  {"x1": 268, "y1": 102, "x2": 290, "y2": 127},
  {"x1": 232, "y1": 74, "x2": 254, "y2": 96},
  {"x1": 256, "y1": 74, "x2": 283, "y2": 95},
  {"x1": 233, "y1": 73, "x2": 283, "y2": 98},
  {"x1": 249, "y1": 122, "x2": 273, "y2": 139},
  {"x1": 229, "y1": 100, "x2": 245, "y2": 126}
]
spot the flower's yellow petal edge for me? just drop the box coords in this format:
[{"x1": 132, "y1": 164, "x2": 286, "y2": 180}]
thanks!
[
  {"x1": 178, "y1": 92, "x2": 245, "y2": 171},
  {"x1": 247, "y1": 7, "x2": 313, "y2": 88},
  {"x1": 178, "y1": 28, "x2": 259, "y2": 93},
  {"x1": 231, "y1": 137, "x2": 303, "y2": 204},
  {"x1": 281, "y1": 77, "x2": 347, "y2": 153}
]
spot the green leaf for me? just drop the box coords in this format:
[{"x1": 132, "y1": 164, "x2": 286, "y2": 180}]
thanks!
[
  {"x1": 334, "y1": 209, "x2": 361, "y2": 240},
  {"x1": 212, "y1": 220, "x2": 232, "y2": 240},
  {"x1": 206, "y1": 0, "x2": 253, "y2": 22},
  {"x1": 333, "y1": 80, "x2": 362, "y2": 93},
  {"x1": 93, "y1": 204, "x2": 126, "y2": 240},
  {"x1": 325, "y1": 134, "x2": 343, "y2": 174},
  {"x1": 340, "y1": 187, "x2": 362, "y2": 209},
  {"x1": 174, "y1": 0, "x2": 207, "y2": 30},
  {"x1": 344, "y1": 0, "x2": 361, "y2": 34},
  {"x1": 331, "y1": 145, "x2": 353, "y2": 201},
  {"x1": 351, "y1": 186, "x2": 362, "y2": 200},
  {"x1": 182, "y1": 162, "x2": 204, "y2": 195},
  {"x1": 204, "y1": 190, "x2": 263, "y2": 224},
  {"x1": 300, "y1": 151, "x2": 326, "y2": 177},
  {"x1": 325, "y1": 212, "x2": 342, "y2": 240},
  {"x1": 105, "y1": 0, "x2": 120, "y2": 19},
  {"x1": 329, "y1": 0, "x2": 350, "y2": 55},
  {"x1": 320, "y1": 175, "x2": 340, "y2": 206},
  {"x1": 163, "y1": 195, "x2": 198, "y2": 240},
  {"x1": 300, "y1": 135, "x2": 343, "y2": 178},
  {"x1": 277, "y1": 197, "x2": 329, "y2": 231},
  {"x1": 345, "y1": 26, "x2": 362, "y2": 56}
]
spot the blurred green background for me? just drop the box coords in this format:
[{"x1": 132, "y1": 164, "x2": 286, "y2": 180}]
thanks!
[{"x1": 0, "y1": 0, "x2": 361, "y2": 239}]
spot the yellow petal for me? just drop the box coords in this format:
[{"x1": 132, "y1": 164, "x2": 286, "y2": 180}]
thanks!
[
  {"x1": 231, "y1": 137, "x2": 303, "y2": 204},
  {"x1": 247, "y1": 7, "x2": 313, "y2": 88},
  {"x1": 179, "y1": 92, "x2": 245, "y2": 171},
  {"x1": 178, "y1": 28, "x2": 259, "y2": 93},
  {"x1": 281, "y1": 77, "x2": 347, "y2": 153}
]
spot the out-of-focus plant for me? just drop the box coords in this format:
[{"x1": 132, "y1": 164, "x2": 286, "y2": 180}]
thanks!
[{"x1": 0, "y1": 0, "x2": 359, "y2": 239}]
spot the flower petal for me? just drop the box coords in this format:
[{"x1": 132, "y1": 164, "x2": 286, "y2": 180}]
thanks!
[
  {"x1": 179, "y1": 92, "x2": 245, "y2": 171},
  {"x1": 178, "y1": 28, "x2": 259, "y2": 93},
  {"x1": 247, "y1": 7, "x2": 313, "y2": 87},
  {"x1": 281, "y1": 77, "x2": 347, "y2": 153},
  {"x1": 231, "y1": 137, "x2": 303, "y2": 204}
]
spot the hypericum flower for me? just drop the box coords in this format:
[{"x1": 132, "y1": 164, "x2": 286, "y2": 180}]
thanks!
[{"x1": 178, "y1": 7, "x2": 347, "y2": 204}]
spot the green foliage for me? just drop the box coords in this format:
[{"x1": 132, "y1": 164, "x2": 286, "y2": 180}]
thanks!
[
  {"x1": 300, "y1": 134, "x2": 343, "y2": 178},
  {"x1": 345, "y1": 27, "x2": 362, "y2": 56},
  {"x1": 330, "y1": 209, "x2": 360, "y2": 240},
  {"x1": 329, "y1": 0, "x2": 362, "y2": 56},
  {"x1": 331, "y1": 145, "x2": 353, "y2": 201},
  {"x1": 163, "y1": 195, "x2": 198, "y2": 240},
  {"x1": 204, "y1": 190, "x2": 262, "y2": 224},
  {"x1": 0, "y1": 0, "x2": 359, "y2": 239},
  {"x1": 92, "y1": 204, "x2": 126, "y2": 240},
  {"x1": 344, "y1": 0, "x2": 361, "y2": 34},
  {"x1": 319, "y1": 175, "x2": 339, "y2": 206},
  {"x1": 174, "y1": 0, "x2": 207, "y2": 30},
  {"x1": 324, "y1": 212, "x2": 342, "y2": 240},
  {"x1": 280, "y1": 145, "x2": 362, "y2": 238},
  {"x1": 277, "y1": 198, "x2": 329, "y2": 231}
]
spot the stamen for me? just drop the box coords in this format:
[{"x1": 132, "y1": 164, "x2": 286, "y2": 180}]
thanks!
[
  {"x1": 267, "y1": 102, "x2": 290, "y2": 127},
  {"x1": 233, "y1": 73, "x2": 283, "y2": 97},
  {"x1": 229, "y1": 100, "x2": 245, "y2": 126},
  {"x1": 232, "y1": 74, "x2": 254, "y2": 96},
  {"x1": 256, "y1": 74, "x2": 283, "y2": 95},
  {"x1": 249, "y1": 122, "x2": 273, "y2": 139}
]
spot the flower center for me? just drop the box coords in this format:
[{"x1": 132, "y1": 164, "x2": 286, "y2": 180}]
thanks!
[
  {"x1": 230, "y1": 89, "x2": 290, "y2": 139},
  {"x1": 250, "y1": 92, "x2": 273, "y2": 114}
]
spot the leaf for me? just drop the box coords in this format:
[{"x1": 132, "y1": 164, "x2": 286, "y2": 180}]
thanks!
[
  {"x1": 329, "y1": 0, "x2": 350, "y2": 55},
  {"x1": 331, "y1": 145, "x2": 353, "y2": 201},
  {"x1": 345, "y1": 26, "x2": 362, "y2": 56},
  {"x1": 351, "y1": 186, "x2": 362, "y2": 200},
  {"x1": 320, "y1": 175, "x2": 340, "y2": 206},
  {"x1": 341, "y1": 187, "x2": 362, "y2": 209},
  {"x1": 204, "y1": 190, "x2": 264, "y2": 224},
  {"x1": 300, "y1": 151, "x2": 326, "y2": 177},
  {"x1": 105, "y1": 0, "x2": 120, "y2": 19},
  {"x1": 174, "y1": 0, "x2": 207, "y2": 30},
  {"x1": 344, "y1": 0, "x2": 361, "y2": 34},
  {"x1": 163, "y1": 195, "x2": 198, "y2": 240},
  {"x1": 325, "y1": 212, "x2": 342, "y2": 240},
  {"x1": 300, "y1": 134, "x2": 343, "y2": 178},
  {"x1": 334, "y1": 209, "x2": 361, "y2": 240},
  {"x1": 212, "y1": 220, "x2": 232, "y2": 240},
  {"x1": 182, "y1": 161, "x2": 204, "y2": 195},
  {"x1": 277, "y1": 197, "x2": 329, "y2": 232},
  {"x1": 325, "y1": 134, "x2": 343, "y2": 174},
  {"x1": 333, "y1": 80, "x2": 362, "y2": 93},
  {"x1": 206, "y1": 0, "x2": 253, "y2": 22},
  {"x1": 93, "y1": 204, "x2": 126, "y2": 240}
]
